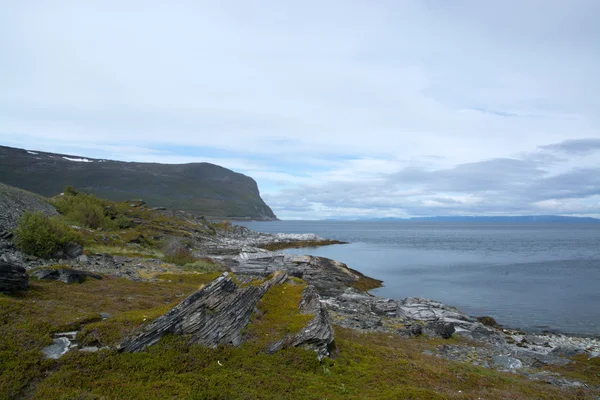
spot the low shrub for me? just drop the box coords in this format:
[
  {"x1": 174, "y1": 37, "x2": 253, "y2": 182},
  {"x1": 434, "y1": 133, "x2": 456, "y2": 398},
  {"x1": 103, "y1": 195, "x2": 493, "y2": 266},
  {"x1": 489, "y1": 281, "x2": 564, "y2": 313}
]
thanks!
[
  {"x1": 12, "y1": 211, "x2": 81, "y2": 258},
  {"x1": 52, "y1": 188, "x2": 116, "y2": 230},
  {"x1": 163, "y1": 241, "x2": 197, "y2": 265}
]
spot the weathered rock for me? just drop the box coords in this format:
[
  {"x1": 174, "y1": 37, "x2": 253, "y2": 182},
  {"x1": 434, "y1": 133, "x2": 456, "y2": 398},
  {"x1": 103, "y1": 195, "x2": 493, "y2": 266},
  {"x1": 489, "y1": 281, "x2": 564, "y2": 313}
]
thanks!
[
  {"x1": 0, "y1": 260, "x2": 28, "y2": 292},
  {"x1": 228, "y1": 254, "x2": 379, "y2": 296},
  {"x1": 428, "y1": 321, "x2": 456, "y2": 339},
  {"x1": 551, "y1": 345, "x2": 586, "y2": 358},
  {"x1": 30, "y1": 266, "x2": 102, "y2": 284},
  {"x1": 492, "y1": 355, "x2": 523, "y2": 370},
  {"x1": 51, "y1": 242, "x2": 84, "y2": 259},
  {"x1": 119, "y1": 272, "x2": 289, "y2": 352},
  {"x1": 267, "y1": 285, "x2": 334, "y2": 359},
  {"x1": 409, "y1": 324, "x2": 423, "y2": 336}
]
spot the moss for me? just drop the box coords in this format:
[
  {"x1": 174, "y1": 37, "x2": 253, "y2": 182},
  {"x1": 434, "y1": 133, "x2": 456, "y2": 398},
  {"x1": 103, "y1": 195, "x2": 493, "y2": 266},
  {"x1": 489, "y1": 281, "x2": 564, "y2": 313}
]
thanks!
[
  {"x1": 349, "y1": 275, "x2": 383, "y2": 292},
  {"x1": 155, "y1": 272, "x2": 223, "y2": 286},
  {"x1": 547, "y1": 354, "x2": 600, "y2": 386},
  {"x1": 260, "y1": 239, "x2": 347, "y2": 252},
  {"x1": 244, "y1": 282, "x2": 313, "y2": 347},
  {"x1": 1, "y1": 281, "x2": 597, "y2": 399}
]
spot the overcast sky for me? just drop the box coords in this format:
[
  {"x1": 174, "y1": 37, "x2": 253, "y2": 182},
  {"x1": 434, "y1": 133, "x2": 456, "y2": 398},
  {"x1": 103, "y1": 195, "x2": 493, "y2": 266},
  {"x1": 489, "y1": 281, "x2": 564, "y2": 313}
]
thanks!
[{"x1": 1, "y1": 1, "x2": 599, "y2": 219}]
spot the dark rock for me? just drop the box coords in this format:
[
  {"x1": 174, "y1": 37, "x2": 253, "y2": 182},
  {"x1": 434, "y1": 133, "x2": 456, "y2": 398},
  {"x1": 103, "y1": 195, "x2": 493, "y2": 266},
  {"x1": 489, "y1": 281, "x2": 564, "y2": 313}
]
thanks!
[
  {"x1": 267, "y1": 285, "x2": 334, "y2": 359},
  {"x1": 51, "y1": 242, "x2": 84, "y2": 260},
  {"x1": 64, "y1": 242, "x2": 84, "y2": 258},
  {"x1": 410, "y1": 324, "x2": 423, "y2": 336},
  {"x1": 429, "y1": 321, "x2": 456, "y2": 339},
  {"x1": 119, "y1": 272, "x2": 288, "y2": 353},
  {"x1": 0, "y1": 260, "x2": 28, "y2": 292},
  {"x1": 551, "y1": 345, "x2": 586, "y2": 358},
  {"x1": 30, "y1": 266, "x2": 102, "y2": 284}
]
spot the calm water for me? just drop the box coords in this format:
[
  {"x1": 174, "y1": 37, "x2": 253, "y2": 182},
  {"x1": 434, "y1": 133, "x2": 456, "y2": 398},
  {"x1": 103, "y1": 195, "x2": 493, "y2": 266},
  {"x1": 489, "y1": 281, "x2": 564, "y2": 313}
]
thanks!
[{"x1": 238, "y1": 220, "x2": 600, "y2": 336}]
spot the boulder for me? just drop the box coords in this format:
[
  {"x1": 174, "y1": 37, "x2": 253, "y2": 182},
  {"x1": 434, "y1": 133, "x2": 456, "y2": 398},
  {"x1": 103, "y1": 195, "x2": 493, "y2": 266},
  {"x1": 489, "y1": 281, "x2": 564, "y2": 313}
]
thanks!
[
  {"x1": 51, "y1": 242, "x2": 83, "y2": 259},
  {"x1": 429, "y1": 321, "x2": 456, "y2": 339},
  {"x1": 492, "y1": 355, "x2": 523, "y2": 370},
  {"x1": 30, "y1": 266, "x2": 102, "y2": 284},
  {"x1": 0, "y1": 260, "x2": 28, "y2": 292},
  {"x1": 119, "y1": 272, "x2": 288, "y2": 352}
]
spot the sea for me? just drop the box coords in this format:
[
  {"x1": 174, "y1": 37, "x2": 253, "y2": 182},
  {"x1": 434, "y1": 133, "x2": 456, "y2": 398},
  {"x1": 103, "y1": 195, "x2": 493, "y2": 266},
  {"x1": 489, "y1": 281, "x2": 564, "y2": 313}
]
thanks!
[{"x1": 237, "y1": 220, "x2": 600, "y2": 337}]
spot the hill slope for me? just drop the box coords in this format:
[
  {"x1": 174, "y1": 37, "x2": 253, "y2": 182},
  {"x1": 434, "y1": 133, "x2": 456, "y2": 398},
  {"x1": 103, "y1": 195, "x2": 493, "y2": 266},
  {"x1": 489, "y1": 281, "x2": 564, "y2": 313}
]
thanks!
[{"x1": 0, "y1": 145, "x2": 276, "y2": 220}]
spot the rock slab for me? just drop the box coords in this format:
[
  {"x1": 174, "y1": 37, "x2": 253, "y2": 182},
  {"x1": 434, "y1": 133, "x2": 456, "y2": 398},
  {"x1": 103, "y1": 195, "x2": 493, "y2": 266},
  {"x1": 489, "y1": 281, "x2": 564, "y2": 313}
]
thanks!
[
  {"x1": 268, "y1": 285, "x2": 334, "y2": 359},
  {"x1": 119, "y1": 272, "x2": 288, "y2": 352},
  {"x1": 30, "y1": 266, "x2": 102, "y2": 284},
  {"x1": 0, "y1": 260, "x2": 28, "y2": 292}
]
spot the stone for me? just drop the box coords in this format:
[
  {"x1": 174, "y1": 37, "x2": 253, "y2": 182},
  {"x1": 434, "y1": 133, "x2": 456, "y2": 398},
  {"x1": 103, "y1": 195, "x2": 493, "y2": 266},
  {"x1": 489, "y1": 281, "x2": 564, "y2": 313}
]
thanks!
[
  {"x1": 429, "y1": 321, "x2": 456, "y2": 339},
  {"x1": 119, "y1": 272, "x2": 289, "y2": 352},
  {"x1": 30, "y1": 266, "x2": 102, "y2": 284},
  {"x1": 551, "y1": 345, "x2": 586, "y2": 358},
  {"x1": 492, "y1": 355, "x2": 523, "y2": 370},
  {"x1": 267, "y1": 285, "x2": 334, "y2": 359},
  {"x1": 42, "y1": 337, "x2": 71, "y2": 359},
  {"x1": 64, "y1": 242, "x2": 84, "y2": 259},
  {"x1": 410, "y1": 324, "x2": 423, "y2": 336},
  {"x1": 0, "y1": 260, "x2": 28, "y2": 292}
]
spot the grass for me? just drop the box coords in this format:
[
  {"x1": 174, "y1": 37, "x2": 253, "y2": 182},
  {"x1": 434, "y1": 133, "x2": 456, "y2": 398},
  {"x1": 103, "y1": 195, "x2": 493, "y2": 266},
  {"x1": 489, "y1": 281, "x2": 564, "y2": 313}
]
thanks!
[
  {"x1": 547, "y1": 353, "x2": 600, "y2": 387},
  {"x1": 260, "y1": 239, "x2": 347, "y2": 252},
  {"x1": 244, "y1": 280, "x2": 313, "y2": 347},
  {"x1": 1, "y1": 275, "x2": 597, "y2": 399}
]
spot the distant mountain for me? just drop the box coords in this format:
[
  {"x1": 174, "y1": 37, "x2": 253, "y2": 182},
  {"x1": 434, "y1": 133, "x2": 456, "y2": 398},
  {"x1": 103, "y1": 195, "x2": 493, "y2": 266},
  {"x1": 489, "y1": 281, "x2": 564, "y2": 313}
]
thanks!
[
  {"x1": 384, "y1": 215, "x2": 600, "y2": 223},
  {"x1": 0, "y1": 145, "x2": 277, "y2": 220}
]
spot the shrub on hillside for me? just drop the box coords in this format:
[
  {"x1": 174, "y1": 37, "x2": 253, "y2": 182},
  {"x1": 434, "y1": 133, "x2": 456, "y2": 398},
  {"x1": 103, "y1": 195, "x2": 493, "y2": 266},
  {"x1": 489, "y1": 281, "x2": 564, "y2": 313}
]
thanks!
[
  {"x1": 13, "y1": 212, "x2": 81, "y2": 258},
  {"x1": 162, "y1": 241, "x2": 198, "y2": 265},
  {"x1": 52, "y1": 189, "x2": 115, "y2": 230}
]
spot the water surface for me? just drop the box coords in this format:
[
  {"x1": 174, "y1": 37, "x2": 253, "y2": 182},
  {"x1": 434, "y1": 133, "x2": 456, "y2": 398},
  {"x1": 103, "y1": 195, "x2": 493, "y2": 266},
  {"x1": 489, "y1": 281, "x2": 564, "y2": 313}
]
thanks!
[{"x1": 238, "y1": 220, "x2": 600, "y2": 336}]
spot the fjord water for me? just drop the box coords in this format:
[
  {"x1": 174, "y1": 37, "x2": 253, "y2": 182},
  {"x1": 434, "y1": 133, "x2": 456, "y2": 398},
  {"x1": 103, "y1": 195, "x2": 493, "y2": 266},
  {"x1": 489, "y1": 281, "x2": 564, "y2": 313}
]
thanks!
[{"x1": 238, "y1": 220, "x2": 600, "y2": 336}]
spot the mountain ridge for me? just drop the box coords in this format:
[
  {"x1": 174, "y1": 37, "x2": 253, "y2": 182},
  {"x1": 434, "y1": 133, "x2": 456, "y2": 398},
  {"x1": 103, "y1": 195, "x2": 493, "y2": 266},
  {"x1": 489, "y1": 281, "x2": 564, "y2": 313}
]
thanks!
[{"x1": 0, "y1": 145, "x2": 277, "y2": 220}]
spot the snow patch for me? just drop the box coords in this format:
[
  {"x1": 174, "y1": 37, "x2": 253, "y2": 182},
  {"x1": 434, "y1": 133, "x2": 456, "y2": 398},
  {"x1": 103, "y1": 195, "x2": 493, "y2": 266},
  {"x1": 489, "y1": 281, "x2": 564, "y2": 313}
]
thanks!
[
  {"x1": 27, "y1": 151, "x2": 38, "y2": 155},
  {"x1": 63, "y1": 157, "x2": 93, "y2": 163}
]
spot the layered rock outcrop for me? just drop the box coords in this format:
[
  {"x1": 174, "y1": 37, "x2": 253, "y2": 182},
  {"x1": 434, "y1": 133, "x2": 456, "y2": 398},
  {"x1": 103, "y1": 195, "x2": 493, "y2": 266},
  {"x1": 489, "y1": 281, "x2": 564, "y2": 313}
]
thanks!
[
  {"x1": 119, "y1": 272, "x2": 334, "y2": 358},
  {"x1": 0, "y1": 260, "x2": 28, "y2": 292}
]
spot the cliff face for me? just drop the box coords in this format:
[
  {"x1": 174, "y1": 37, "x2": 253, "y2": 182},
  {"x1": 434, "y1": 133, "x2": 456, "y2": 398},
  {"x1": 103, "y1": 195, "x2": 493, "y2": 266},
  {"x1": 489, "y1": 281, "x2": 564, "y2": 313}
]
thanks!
[{"x1": 0, "y1": 146, "x2": 277, "y2": 220}]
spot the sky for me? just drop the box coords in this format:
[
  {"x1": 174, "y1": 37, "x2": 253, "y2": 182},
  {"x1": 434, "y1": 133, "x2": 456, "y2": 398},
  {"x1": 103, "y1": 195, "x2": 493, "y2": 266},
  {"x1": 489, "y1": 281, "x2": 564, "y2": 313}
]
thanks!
[{"x1": 1, "y1": 1, "x2": 599, "y2": 219}]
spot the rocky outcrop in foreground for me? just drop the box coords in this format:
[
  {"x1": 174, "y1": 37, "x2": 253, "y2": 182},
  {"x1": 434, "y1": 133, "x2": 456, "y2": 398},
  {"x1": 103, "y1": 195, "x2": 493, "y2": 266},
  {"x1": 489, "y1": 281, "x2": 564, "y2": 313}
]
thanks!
[
  {"x1": 118, "y1": 272, "x2": 334, "y2": 358},
  {"x1": 0, "y1": 260, "x2": 28, "y2": 292},
  {"x1": 267, "y1": 285, "x2": 334, "y2": 359}
]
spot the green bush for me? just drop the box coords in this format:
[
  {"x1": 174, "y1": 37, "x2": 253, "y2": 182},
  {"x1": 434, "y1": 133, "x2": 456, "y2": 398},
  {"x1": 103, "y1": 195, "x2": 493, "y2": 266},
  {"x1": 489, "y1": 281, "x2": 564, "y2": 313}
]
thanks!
[
  {"x1": 13, "y1": 212, "x2": 81, "y2": 258},
  {"x1": 52, "y1": 189, "x2": 115, "y2": 230}
]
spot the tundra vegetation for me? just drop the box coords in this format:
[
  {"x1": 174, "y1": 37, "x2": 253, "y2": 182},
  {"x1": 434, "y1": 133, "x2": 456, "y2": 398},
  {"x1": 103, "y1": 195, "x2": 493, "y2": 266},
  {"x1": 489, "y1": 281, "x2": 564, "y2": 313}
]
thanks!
[{"x1": 1, "y1": 188, "x2": 598, "y2": 399}]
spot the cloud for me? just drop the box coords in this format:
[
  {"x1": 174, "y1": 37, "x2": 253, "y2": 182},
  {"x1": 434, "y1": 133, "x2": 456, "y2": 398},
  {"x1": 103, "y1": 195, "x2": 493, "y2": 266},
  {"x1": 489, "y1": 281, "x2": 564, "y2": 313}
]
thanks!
[
  {"x1": 540, "y1": 139, "x2": 600, "y2": 155},
  {"x1": 0, "y1": 1, "x2": 599, "y2": 218}
]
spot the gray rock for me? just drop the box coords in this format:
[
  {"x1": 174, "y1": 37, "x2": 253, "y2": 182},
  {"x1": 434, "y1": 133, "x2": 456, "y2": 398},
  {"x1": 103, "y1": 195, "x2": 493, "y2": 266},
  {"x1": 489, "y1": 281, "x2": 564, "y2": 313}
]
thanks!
[
  {"x1": 267, "y1": 285, "x2": 334, "y2": 359},
  {"x1": 0, "y1": 260, "x2": 28, "y2": 292},
  {"x1": 42, "y1": 337, "x2": 71, "y2": 359},
  {"x1": 30, "y1": 266, "x2": 102, "y2": 284},
  {"x1": 119, "y1": 272, "x2": 289, "y2": 352},
  {"x1": 429, "y1": 321, "x2": 456, "y2": 339},
  {"x1": 492, "y1": 355, "x2": 523, "y2": 370},
  {"x1": 64, "y1": 242, "x2": 84, "y2": 259},
  {"x1": 551, "y1": 345, "x2": 586, "y2": 358}
]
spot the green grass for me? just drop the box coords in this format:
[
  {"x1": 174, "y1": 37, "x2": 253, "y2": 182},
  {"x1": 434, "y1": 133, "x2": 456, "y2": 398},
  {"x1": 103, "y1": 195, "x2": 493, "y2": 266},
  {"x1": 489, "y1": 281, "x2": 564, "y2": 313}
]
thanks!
[{"x1": 1, "y1": 275, "x2": 597, "y2": 399}]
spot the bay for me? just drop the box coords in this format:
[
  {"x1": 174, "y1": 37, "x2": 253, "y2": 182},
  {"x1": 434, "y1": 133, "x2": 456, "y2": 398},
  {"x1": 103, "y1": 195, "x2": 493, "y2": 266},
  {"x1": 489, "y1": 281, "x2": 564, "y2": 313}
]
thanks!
[{"x1": 238, "y1": 220, "x2": 600, "y2": 336}]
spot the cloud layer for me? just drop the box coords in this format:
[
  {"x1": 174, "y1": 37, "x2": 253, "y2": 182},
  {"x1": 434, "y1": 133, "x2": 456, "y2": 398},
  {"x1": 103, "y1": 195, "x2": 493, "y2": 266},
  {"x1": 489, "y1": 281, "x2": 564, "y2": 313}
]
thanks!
[{"x1": 1, "y1": 1, "x2": 599, "y2": 218}]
